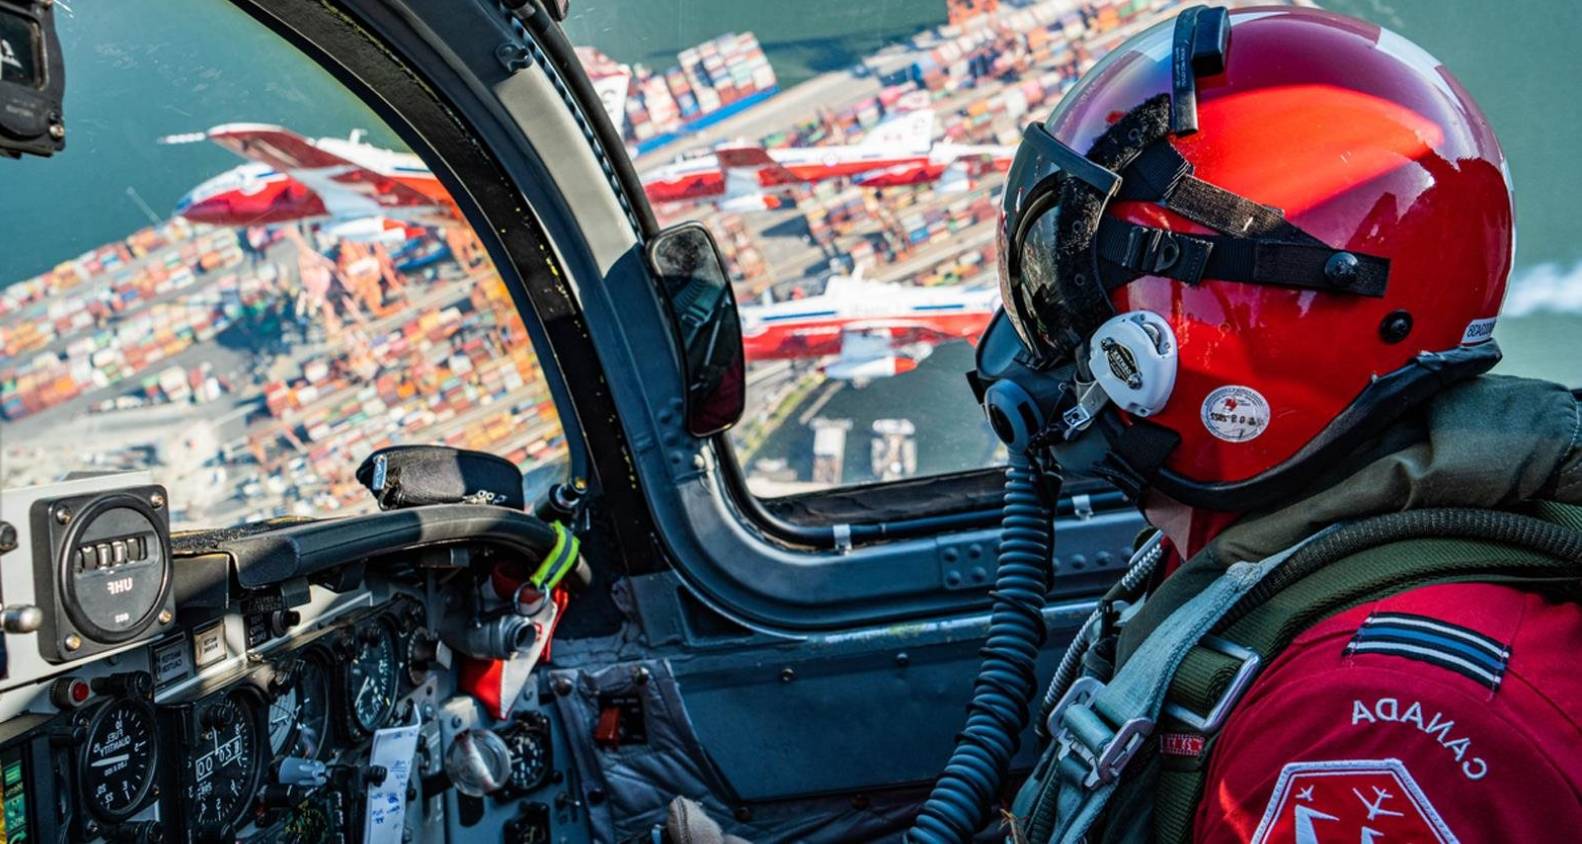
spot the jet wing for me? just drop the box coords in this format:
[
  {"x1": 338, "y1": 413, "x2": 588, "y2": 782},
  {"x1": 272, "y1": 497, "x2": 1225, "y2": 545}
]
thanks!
[
  {"x1": 825, "y1": 324, "x2": 939, "y2": 381},
  {"x1": 841, "y1": 319, "x2": 959, "y2": 346},
  {"x1": 196, "y1": 123, "x2": 439, "y2": 217}
]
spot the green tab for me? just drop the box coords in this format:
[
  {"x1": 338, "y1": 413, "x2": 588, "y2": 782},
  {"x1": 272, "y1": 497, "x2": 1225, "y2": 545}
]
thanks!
[{"x1": 529, "y1": 522, "x2": 580, "y2": 591}]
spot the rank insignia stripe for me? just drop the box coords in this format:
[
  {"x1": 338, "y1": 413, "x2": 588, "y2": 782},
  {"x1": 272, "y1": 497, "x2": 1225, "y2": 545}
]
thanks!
[{"x1": 1346, "y1": 612, "x2": 1510, "y2": 691}]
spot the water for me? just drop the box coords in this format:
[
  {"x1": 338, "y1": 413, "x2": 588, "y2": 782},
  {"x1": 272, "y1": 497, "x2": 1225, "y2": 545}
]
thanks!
[
  {"x1": 5, "y1": 0, "x2": 1580, "y2": 382},
  {"x1": 1, "y1": 0, "x2": 402, "y2": 283},
  {"x1": 560, "y1": 0, "x2": 944, "y2": 88}
]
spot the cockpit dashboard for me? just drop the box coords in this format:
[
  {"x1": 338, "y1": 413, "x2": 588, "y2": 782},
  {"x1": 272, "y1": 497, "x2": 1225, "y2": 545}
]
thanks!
[{"x1": 0, "y1": 472, "x2": 579, "y2": 843}]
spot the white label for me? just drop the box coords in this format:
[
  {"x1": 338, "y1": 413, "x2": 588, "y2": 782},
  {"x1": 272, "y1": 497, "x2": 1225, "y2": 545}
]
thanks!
[
  {"x1": 1201, "y1": 385, "x2": 1271, "y2": 443},
  {"x1": 363, "y1": 718, "x2": 421, "y2": 844},
  {"x1": 192, "y1": 621, "x2": 227, "y2": 668},
  {"x1": 153, "y1": 636, "x2": 192, "y2": 688},
  {"x1": 1460, "y1": 317, "x2": 1497, "y2": 345}
]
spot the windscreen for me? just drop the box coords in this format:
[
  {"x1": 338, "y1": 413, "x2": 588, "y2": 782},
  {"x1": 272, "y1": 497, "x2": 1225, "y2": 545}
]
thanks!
[{"x1": 0, "y1": 0, "x2": 569, "y2": 529}]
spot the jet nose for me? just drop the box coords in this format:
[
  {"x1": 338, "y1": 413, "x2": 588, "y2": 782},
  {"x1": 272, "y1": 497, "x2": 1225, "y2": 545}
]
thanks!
[{"x1": 174, "y1": 192, "x2": 222, "y2": 224}]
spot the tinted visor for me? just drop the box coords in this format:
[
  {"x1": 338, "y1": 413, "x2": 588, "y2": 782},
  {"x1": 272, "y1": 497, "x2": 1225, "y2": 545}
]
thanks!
[{"x1": 996, "y1": 123, "x2": 1121, "y2": 363}]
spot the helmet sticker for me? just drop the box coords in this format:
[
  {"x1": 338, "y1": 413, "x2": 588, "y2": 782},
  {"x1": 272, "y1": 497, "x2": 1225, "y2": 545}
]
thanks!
[
  {"x1": 1460, "y1": 317, "x2": 1497, "y2": 345},
  {"x1": 1201, "y1": 385, "x2": 1270, "y2": 443}
]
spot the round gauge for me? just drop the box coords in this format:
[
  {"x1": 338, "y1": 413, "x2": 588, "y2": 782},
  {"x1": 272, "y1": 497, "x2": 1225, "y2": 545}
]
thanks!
[
  {"x1": 57, "y1": 492, "x2": 172, "y2": 645},
  {"x1": 80, "y1": 697, "x2": 160, "y2": 821},
  {"x1": 189, "y1": 691, "x2": 264, "y2": 835},
  {"x1": 504, "y1": 726, "x2": 550, "y2": 794},
  {"x1": 405, "y1": 629, "x2": 439, "y2": 687},
  {"x1": 343, "y1": 622, "x2": 400, "y2": 736},
  {"x1": 288, "y1": 656, "x2": 333, "y2": 760},
  {"x1": 266, "y1": 682, "x2": 299, "y2": 758}
]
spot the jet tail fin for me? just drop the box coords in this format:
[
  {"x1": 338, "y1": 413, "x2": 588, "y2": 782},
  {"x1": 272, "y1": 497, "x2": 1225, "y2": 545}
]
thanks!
[{"x1": 861, "y1": 109, "x2": 935, "y2": 155}]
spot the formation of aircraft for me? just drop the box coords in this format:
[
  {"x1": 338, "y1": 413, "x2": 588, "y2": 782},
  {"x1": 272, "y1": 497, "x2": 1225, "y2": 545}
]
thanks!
[
  {"x1": 164, "y1": 109, "x2": 1011, "y2": 239},
  {"x1": 161, "y1": 123, "x2": 456, "y2": 241},
  {"x1": 641, "y1": 109, "x2": 1016, "y2": 212},
  {"x1": 160, "y1": 120, "x2": 995, "y2": 383},
  {"x1": 740, "y1": 266, "x2": 1000, "y2": 382}
]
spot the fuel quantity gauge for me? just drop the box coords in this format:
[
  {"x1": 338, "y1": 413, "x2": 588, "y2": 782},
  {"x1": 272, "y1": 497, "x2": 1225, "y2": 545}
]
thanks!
[{"x1": 79, "y1": 696, "x2": 160, "y2": 822}]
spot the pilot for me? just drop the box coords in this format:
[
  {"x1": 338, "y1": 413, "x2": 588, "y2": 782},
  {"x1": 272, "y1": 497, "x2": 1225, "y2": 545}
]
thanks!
[{"x1": 992, "y1": 5, "x2": 1582, "y2": 843}]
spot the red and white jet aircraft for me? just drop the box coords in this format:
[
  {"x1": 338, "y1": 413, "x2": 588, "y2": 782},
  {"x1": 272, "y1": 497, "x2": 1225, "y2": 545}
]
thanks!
[
  {"x1": 643, "y1": 110, "x2": 1014, "y2": 213},
  {"x1": 162, "y1": 124, "x2": 456, "y2": 241},
  {"x1": 741, "y1": 267, "x2": 1000, "y2": 382}
]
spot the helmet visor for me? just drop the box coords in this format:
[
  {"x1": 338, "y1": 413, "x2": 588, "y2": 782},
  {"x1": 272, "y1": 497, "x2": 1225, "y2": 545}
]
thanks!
[{"x1": 996, "y1": 123, "x2": 1121, "y2": 363}]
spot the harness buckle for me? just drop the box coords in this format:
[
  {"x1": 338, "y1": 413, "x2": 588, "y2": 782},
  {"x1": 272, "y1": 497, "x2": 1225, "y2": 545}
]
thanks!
[
  {"x1": 1049, "y1": 677, "x2": 1156, "y2": 789},
  {"x1": 1161, "y1": 635, "x2": 1261, "y2": 734},
  {"x1": 1045, "y1": 676, "x2": 1103, "y2": 738},
  {"x1": 1086, "y1": 716, "x2": 1154, "y2": 787}
]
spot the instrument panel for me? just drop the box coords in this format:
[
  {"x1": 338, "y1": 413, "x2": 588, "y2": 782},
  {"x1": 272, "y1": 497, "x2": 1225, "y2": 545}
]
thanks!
[{"x1": 0, "y1": 475, "x2": 581, "y2": 844}]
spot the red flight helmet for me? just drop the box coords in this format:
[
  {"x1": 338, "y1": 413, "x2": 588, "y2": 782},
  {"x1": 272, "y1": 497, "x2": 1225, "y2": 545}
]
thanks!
[{"x1": 995, "y1": 5, "x2": 1513, "y2": 509}]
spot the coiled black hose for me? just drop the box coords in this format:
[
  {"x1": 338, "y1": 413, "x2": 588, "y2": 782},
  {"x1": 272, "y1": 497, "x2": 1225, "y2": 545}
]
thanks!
[{"x1": 909, "y1": 452, "x2": 1056, "y2": 842}]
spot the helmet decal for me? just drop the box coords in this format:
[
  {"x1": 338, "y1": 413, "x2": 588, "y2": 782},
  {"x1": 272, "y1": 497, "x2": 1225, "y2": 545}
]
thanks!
[
  {"x1": 1201, "y1": 385, "x2": 1271, "y2": 444},
  {"x1": 1460, "y1": 317, "x2": 1497, "y2": 346}
]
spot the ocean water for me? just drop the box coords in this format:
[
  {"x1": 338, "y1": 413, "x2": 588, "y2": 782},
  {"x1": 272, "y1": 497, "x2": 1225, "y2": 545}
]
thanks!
[
  {"x1": 4, "y1": 0, "x2": 1579, "y2": 383},
  {"x1": 1, "y1": 0, "x2": 403, "y2": 283}
]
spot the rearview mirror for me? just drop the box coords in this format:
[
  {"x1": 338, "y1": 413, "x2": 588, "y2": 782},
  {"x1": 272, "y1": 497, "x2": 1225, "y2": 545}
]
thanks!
[{"x1": 646, "y1": 222, "x2": 746, "y2": 437}]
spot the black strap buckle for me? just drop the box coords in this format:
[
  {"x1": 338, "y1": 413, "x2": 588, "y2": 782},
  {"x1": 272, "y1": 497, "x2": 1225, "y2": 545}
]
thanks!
[{"x1": 1121, "y1": 226, "x2": 1212, "y2": 283}]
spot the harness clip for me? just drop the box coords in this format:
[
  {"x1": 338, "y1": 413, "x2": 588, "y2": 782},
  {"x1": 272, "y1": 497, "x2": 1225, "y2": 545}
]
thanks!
[
  {"x1": 1160, "y1": 635, "x2": 1261, "y2": 733},
  {"x1": 1049, "y1": 677, "x2": 1157, "y2": 789}
]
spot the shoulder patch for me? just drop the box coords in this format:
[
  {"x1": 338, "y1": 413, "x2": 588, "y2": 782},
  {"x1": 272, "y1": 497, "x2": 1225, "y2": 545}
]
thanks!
[
  {"x1": 1251, "y1": 759, "x2": 1457, "y2": 844},
  {"x1": 1346, "y1": 612, "x2": 1509, "y2": 691}
]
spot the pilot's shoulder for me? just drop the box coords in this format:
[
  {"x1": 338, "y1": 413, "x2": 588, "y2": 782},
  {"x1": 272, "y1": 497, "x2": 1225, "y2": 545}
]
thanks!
[{"x1": 1190, "y1": 582, "x2": 1582, "y2": 843}]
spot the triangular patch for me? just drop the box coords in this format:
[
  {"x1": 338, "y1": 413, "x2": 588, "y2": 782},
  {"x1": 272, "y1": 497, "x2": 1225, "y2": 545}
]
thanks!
[{"x1": 1251, "y1": 759, "x2": 1457, "y2": 843}]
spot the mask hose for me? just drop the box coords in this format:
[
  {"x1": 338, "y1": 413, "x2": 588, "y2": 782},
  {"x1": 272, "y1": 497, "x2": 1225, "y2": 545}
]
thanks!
[{"x1": 909, "y1": 447, "x2": 1057, "y2": 842}]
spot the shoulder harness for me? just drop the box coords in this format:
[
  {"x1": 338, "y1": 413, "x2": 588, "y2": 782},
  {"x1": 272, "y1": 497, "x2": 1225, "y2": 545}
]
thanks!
[{"x1": 1012, "y1": 501, "x2": 1582, "y2": 844}]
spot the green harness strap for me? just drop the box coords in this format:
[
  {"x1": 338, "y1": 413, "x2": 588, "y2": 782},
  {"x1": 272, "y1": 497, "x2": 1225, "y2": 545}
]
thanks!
[{"x1": 1149, "y1": 502, "x2": 1582, "y2": 844}]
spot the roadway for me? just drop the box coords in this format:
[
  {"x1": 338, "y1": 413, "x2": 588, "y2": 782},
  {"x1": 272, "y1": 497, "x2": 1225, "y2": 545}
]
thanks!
[{"x1": 633, "y1": 67, "x2": 884, "y2": 171}]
